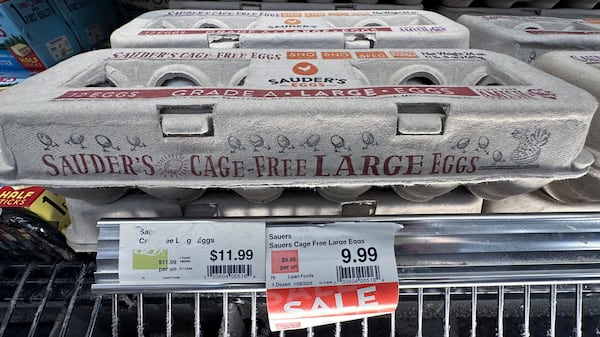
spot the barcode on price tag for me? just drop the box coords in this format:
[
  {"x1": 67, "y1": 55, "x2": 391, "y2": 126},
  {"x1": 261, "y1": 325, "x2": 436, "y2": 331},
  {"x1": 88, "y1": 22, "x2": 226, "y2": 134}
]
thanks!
[
  {"x1": 118, "y1": 220, "x2": 265, "y2": 284},
  {"x1": 336, "y1": 265, "x2": 381, "y2": 282},
  {"x1": 265, "y1": 222, "x2": 399, "y2": 330},
  {"x1": 207, "y1": 264, "x2": 253, "y2": 278}
]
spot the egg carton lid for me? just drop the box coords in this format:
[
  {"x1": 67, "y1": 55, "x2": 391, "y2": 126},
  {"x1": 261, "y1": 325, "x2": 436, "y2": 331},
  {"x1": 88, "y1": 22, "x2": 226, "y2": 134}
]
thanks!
[
  {"x1": 111, "y1": 9, "x2": 465, "y2": 49},
  {"x1": 0, "y1": 48, "x2": 595, "y2": 192},
  {"x1": 436, "y1": 5, "x2": 600, "y2": 20}
]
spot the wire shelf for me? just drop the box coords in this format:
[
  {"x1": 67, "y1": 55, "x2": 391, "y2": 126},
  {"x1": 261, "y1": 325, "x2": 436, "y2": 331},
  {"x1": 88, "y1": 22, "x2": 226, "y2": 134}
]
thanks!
[{"x1": 3, "y1": 261, "x2": 600, "y2": 337}]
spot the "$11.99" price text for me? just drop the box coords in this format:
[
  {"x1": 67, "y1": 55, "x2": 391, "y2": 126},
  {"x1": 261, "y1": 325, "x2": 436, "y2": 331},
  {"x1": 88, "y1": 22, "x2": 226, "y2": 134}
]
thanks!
[{"x1": 210, "y1": 249, "x2": 254, "y2": 262}]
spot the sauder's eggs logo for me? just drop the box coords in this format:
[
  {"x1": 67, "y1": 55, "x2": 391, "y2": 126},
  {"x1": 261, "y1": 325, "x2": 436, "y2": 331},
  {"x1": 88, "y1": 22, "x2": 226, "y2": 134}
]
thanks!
[
  {"x1": 284, "y1": 18, "x2": 302, "y2": 25},
  {"x1": 268, "y1": 62, "x2": 348, "y2": 87},
  {"x1": 292, "y1": 62, "x2": 319, "y2": 76},
  {"x1": 267, "y1": 18, "x2": 319, "y2": 29}
]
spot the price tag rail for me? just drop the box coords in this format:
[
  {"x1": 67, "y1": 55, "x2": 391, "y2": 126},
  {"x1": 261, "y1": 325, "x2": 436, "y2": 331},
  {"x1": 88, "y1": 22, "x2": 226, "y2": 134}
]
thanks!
[{"x1": 94, "y1": 213, "x2": 600, "y2": 293}]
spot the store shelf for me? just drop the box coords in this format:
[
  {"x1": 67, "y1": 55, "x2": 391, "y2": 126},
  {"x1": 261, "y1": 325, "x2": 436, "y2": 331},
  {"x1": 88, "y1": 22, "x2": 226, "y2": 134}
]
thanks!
[
  {"x1": 3, "y1": 260, "x2": 600, "y2": 337},
  {"x1": 94, "y1": 213, "x2": 600, "y2": 293},
  {"x1": 2, "y1": 1, "x2": 600, "y2": 336}
]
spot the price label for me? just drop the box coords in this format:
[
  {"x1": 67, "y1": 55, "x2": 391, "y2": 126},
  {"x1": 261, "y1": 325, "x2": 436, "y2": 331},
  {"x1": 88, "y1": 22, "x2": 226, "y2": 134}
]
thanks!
[
  {"x1": 265, "y1": 222, "x2": 398, "y2": 330},
  {"x1": 118, "y1": 221, "x2": 265, "y2": 284}
]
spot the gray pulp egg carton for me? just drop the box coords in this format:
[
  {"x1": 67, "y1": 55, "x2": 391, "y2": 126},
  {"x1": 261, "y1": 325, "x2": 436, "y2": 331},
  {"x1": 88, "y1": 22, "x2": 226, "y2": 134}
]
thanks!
[
  {"x1": 483, "y1": 191, "x2": 600, "y2": 213},
  {"x1": 441, "y1": 0, "x2": 600, "y2": 8},
  {"x1": 66, "y1": 187, "x2": 481, "y2": 252},
  {"x1": 65, "y1": 193, "x2": 183, "y2": 252},
  {"x1": 442, "y1": 0, "x2": 557, "y2": 8},
  {"x1": 0, "y1": 48, "x2": 595, "y2": 203},
  {"x1": 111, "y1": 10, "x2": 467, "y2": 49},
  {"x1": 168, "y1": 0, "x2": 423, "y2": 7},
  {"x1": 437, "y1": 6, "x2": 600, "y2": 21},
  {"x1": 458, "y1": 15, "x2": 600, "y2": 63},
  {"x1": 534, "y1": 51, "x2": 600, "y2": 203}
]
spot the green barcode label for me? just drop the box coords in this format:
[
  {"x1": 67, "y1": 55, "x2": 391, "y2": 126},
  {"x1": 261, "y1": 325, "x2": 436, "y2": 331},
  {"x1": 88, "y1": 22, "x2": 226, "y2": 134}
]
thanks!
[{"x1": 132, "y1": 249, "x2": 168, "y2": 270}]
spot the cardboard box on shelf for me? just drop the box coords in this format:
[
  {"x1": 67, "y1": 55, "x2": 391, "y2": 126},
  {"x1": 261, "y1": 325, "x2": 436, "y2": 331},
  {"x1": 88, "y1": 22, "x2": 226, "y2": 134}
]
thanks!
[
  {"x1": 0, "y1": 185, "x2": 70, "y2": 231},
  {"x1": 52, "y1": 0, "x2": 124, "y2": 50},
  {"x1": 0, "y1": 0, "x2": 82, "y2": 72},
  {"x1": 0, "y1": 185, "x2": 73, "y2": 261},
  {"x1": 0, "y1": 70, "x2": 34, "y2": 91}
]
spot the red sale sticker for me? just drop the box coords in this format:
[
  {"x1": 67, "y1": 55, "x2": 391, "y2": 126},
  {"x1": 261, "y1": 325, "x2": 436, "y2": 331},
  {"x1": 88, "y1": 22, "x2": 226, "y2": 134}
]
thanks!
[
  {"x1": 265, "y1": 222, "x2": 399, "y2": 330},
  {"x1": 267, "y1": 282, "x2": 398, "y2": 329}
]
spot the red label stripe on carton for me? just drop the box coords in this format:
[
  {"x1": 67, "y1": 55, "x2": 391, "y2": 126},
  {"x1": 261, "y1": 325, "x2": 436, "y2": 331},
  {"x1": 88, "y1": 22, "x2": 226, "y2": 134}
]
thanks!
[
  {"x1": 138, "y1": 27, "x2": 393, "y2": 35},
  {"x1": 55, "y1": 86, "x2": 480, "y2": 100}
]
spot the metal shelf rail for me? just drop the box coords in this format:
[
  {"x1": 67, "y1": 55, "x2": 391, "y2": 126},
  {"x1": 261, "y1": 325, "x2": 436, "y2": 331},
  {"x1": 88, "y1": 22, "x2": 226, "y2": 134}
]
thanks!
[
  {"x1": 4, "y1": 213, "x2": 600, "y2": 336},
  {"x1": 3, "y1": 267, "x2": 600, "y2": 337},
  {"x1": 95, "y1": 214, "x2": 600, "y2": 291}
]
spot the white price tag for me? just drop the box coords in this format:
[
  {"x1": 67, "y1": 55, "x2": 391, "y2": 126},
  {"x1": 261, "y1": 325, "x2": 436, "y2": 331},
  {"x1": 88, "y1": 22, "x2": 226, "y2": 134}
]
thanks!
[
  {"x1": 265, "y1": 222, "x2": 398, "y2": 331},
  {"x1": 118, "y1": 221, "x2": 265, "y2": 284}
]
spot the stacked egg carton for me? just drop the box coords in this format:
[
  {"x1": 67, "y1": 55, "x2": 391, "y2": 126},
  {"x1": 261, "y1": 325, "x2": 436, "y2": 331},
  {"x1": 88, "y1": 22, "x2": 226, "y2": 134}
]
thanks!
[
  {"x1": 110, "y1": 10, "x2": 466, "y2": 48},
  {"x1": 7, "y1": 10, "x2": 599, "y2": 251},
  {"x1": 108, "y1": 8, "x2": 473, "y2": 101},
  {"x1": 441, "y1": 0, "x2": 599, "y2": 8},
  {"x1": 437, "y1": 0, "x2": 600, "y2": 20},
  {"x1": 0, "y1": 46, "x2": 597, "y2": 249},
  {"x1": 459, "y1": 15, "x2": 600, "y2": 63},
  {"x1": 532, "y1": 52, "x2": 600, "y2": 203},
  {"x1": 68, "y1": 188, "x2": 483, "y2": 251},
  {"x1": 455, "y1": 15, "x2": 600, "y2": 210},
  {"x1": 483, "y1": 190, "x2": 600, "y2": 213},
  {"x1": 167, "y1": 0, "x2": 423, "y2": 11},
  {"x1": 47, "y1": 9, "x2": 485, "y2": 252}
]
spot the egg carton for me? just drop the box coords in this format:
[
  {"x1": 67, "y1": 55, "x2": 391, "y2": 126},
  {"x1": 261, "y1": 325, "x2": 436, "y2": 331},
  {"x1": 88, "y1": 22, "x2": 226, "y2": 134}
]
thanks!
[
  {"x1": 168, "y1": 0, "x2": 423, "y2": 8},
  {"x1": 436, "y1": 6, "x2": 600, "y2": 20},
  {"x1": 169, "y1": 1, "x2": 424, "y2": 10},
  {"x1": 441, "y1": 0, "x2": 600, "y2": 8},
  {"x1": 0, "y1": 48, "x2": 595, "y2": 204},
  {"x1": 483, "y1": 190, "x2": 600, "y2": 212},
  {"x1": 441, "y1": 0, "x2": 561, "y2": 8},
  {"x1": 65, "y1": 192, "x2": 183, "y2": 252},
  {"x1": 563, "y1": 0, "x2": 600, "y2": 7},
  {"x1": 534, "y1": 51, "x2": 600, "y2": 202},
  {"x1": 66, "y1": 187, "x2": 481, "y2": 252},
  {"x1": 458, "y1": 15, "x2": 600, "y2": 64},
  {"x1": 111, "y1": 10, "x2": 464, "y2": 49}
]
